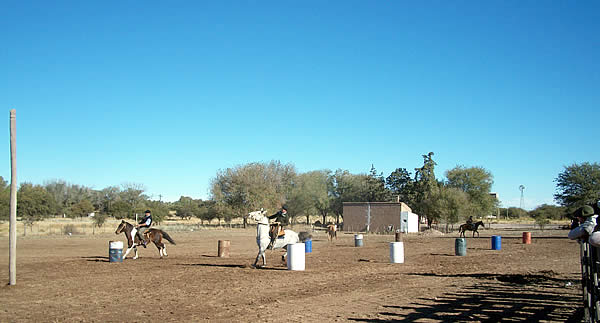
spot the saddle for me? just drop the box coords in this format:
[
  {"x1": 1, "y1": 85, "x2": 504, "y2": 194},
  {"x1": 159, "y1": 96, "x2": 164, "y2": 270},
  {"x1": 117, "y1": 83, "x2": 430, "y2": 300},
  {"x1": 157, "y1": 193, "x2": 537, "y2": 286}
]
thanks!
[{"x1": 269, "y1": 224, "x2": 285, "y2": 238}]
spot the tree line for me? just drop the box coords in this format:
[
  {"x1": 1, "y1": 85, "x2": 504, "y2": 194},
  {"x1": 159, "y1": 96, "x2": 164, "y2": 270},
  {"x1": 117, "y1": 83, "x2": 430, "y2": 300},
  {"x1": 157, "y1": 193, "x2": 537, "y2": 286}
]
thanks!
[{"x1": 1, "y1": 154, "x2": 598, "y2": 230}]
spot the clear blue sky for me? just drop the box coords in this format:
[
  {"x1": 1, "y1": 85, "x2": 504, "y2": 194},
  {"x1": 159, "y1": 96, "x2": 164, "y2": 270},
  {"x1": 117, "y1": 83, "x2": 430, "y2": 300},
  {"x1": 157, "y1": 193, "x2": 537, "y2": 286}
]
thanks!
[{"x1": 1, "y1": 1, "x2": 598, "y2": 210}]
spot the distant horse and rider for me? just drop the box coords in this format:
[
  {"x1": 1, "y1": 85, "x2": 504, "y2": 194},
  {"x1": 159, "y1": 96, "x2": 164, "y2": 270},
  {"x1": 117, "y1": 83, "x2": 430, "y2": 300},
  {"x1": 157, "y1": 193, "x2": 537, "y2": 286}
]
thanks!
[
  {"x1": 115, "y1": 220, "x2": 176, "y2": 259},
  {"x1": 326, "y1": 223, "x2": 337, "y2": 242},
  {"x1": 458, "y1": 220, "x2": 485, "y2": 238},
  {"x1": 248, "y1": 209, "x2": 311, "y2": 268}
]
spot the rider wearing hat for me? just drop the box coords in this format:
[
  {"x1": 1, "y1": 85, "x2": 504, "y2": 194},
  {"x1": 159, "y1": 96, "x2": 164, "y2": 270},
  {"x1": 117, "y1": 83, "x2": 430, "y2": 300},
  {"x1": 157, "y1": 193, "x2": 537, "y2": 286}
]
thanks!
[
  {"x1": 136, "y1": 210, "x2": 153, "y2": 247},
  {"x1": 267, "y1": 206, "x2": 289, "y2": 249},
  {"x1": 568, "y1": 205, "x2": 597, "y2": 241}
]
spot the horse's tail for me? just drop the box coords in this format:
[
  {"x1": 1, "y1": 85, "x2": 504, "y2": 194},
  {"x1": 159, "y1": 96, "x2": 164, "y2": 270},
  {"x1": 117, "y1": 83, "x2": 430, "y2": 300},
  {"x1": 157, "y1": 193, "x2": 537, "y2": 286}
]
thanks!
[
  {"x1": 298, "y1": 231, "x2": 312, "y2": 242},
  {"x1": 161, "y1": 230, "x2": 176, "y2": 245}
]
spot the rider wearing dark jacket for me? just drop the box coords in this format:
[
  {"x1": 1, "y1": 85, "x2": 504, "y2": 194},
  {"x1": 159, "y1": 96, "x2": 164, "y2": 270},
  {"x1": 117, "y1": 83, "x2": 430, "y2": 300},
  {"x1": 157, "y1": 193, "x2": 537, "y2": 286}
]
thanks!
[
  {"x1": 268, "y1": 207, "x2": 289, "y2": 225},
  {"x1": 267, "y1": 206, "x2": 288, "y2": 249},
  {"x1": 136, "y1": 210, "x2": 153, "y2": 247}
]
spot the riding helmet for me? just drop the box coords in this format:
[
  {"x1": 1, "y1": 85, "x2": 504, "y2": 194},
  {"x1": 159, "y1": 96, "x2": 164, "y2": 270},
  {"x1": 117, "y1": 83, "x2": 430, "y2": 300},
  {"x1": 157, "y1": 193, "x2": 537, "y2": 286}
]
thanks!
[
  {"x1": 145, "y1": 210, "x2": 151, "y2": 214},
  {"x1": 582, "y1": 205, "x2": 595, "y2": 217}
]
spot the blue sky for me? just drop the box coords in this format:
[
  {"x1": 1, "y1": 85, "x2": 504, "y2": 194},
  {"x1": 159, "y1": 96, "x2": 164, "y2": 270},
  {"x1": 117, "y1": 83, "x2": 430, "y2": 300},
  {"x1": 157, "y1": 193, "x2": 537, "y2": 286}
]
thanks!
[{"x1": 1, "y1": 1, "x2": 598, "y2": 210}]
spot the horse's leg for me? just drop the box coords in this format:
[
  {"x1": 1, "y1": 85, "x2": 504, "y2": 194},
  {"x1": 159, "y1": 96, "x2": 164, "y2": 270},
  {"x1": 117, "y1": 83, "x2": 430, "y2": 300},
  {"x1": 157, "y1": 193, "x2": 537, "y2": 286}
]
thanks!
[
  {"x1": 133, "y1": 246, "x2": 138, "y2": 260},
  {"x1": 253, "y1": 252, "x2": 260, "y2": 267},
  {"x1": 281, "y1": 245, "x2": 288, "y2": 262},
  {"x1": 154, "y1": 239, "x2": 164, "y2": 258},
  {"x1": 123, "y1": 246, "x2": 133, "y2": 259}
]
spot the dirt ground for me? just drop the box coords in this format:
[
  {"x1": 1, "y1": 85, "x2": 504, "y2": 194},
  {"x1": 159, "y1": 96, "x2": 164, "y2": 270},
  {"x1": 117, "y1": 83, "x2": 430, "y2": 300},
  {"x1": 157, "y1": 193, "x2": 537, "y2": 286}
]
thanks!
[{"x1": 0, "y1": 226, "x2": 584, "y2": 322}]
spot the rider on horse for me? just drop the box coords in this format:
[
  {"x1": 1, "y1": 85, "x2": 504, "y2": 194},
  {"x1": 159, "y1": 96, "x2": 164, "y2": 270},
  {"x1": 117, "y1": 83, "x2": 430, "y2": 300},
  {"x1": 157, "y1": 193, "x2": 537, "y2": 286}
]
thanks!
[
  {"x1": 136, "y1": 210, "x2": 153, "y2": 248},
  {"x1": 267, "y1": 206, "x2": 289, "y2": 250},
  {"x1": 466, "y1": 216, "x2": 473, "y2": 225}
]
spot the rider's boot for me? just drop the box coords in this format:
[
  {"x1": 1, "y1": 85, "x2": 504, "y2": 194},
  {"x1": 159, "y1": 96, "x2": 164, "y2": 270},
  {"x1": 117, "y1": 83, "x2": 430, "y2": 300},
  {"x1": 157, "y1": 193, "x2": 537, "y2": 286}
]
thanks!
[{"x1": 267, "y1": 236, "x2": 275, "y2": 250}]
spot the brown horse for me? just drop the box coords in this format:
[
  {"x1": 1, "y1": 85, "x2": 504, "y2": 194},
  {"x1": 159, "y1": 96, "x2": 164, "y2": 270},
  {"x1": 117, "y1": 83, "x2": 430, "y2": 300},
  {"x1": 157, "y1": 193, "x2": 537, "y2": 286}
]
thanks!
[
  {"x1": 458, "y1": 221, "x2": 485, "y2": 238},
  {"x1": 326, "y1": 224, "x2": 337, "y2": 242},
  {"x1": 115, "y1": 220, "x2": 176, "y2": 259}
]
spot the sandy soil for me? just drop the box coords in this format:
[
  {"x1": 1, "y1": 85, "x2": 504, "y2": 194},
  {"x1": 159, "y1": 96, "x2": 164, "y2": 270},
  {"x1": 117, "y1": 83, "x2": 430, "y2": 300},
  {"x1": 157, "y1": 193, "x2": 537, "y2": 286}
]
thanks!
[{"x1": 0, "y1": 226, "x2": 583, "y2": 322}]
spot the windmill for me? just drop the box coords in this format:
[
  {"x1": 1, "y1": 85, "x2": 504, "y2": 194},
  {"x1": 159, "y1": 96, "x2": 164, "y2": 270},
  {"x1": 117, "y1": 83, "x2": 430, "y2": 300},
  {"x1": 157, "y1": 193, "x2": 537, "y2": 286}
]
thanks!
[{"x1": 519, "y1": 185, "x2": 525, "y2": 209}]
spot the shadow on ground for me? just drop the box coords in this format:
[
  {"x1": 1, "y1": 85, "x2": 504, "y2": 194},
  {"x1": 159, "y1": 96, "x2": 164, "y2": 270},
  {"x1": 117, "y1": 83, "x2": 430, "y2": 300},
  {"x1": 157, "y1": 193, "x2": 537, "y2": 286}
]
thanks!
[{"x1": 348, "y1": 272, "x2": 583, "y2": 322}]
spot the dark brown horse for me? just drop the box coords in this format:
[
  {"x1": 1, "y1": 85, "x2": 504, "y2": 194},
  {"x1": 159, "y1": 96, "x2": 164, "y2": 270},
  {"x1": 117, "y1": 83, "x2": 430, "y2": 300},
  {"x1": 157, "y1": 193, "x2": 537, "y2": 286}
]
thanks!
[
  {"x1": 458, "y1": 221, "x2": 485, "y2": 238},
  {"x1": 115, "y1": 220, "x2": 176, "y2": 259}
]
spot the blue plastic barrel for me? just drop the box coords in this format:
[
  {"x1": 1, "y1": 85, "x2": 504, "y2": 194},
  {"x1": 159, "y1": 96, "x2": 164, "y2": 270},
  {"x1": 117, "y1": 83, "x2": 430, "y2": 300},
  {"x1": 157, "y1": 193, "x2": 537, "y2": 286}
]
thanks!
[
  {"x1": 109, "y1": 241, "x2": 123, "y2": 263},
  {"x1": 491, "y1": 236, "x2": 502, "y2": 250},
  {"x1": 354, "y1": 234, "x2": 364, "y2": 247},
  {"x1": 455, "y1": 238, "x2": 466, "y2": 256},
  {"x1": 305, "y1": 239, "x2": 312, "y2": 253}
]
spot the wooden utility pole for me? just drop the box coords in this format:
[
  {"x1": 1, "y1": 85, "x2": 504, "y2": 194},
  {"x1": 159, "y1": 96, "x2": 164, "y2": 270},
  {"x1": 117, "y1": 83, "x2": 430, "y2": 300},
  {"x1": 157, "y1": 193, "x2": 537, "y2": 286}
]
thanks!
[{"x1": 9, "y1": 109, "x2": 17, "y2": 285}]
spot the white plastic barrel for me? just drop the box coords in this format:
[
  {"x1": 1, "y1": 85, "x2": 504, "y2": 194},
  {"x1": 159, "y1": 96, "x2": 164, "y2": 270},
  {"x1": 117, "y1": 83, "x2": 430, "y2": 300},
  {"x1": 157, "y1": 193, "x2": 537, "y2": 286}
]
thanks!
[
  {"x1": 389, "y1": 242, "x2": 404, "y2": 264},
  {"x1": 287, "y1": 243, "x2": 305, "y2": 271}
]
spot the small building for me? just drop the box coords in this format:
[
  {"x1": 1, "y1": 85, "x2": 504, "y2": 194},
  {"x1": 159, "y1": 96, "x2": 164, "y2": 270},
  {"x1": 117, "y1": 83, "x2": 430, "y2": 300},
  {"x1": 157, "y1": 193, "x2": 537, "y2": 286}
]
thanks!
[{"x1": 342, "y1": 202, "x2": 419, "y2": 233}]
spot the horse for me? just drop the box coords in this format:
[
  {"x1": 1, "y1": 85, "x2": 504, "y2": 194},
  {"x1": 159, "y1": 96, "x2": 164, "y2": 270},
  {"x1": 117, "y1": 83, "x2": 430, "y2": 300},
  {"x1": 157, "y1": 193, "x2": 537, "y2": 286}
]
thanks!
[
  {"x1": 115, "y1": 220, "x2": 176, "y2": 259},
  {"x1": 458, "y1": 221, "x2": 485, "y2": 238},
  {"x1": 326, "y1": 223, "x2": 337, "y2": 242},
  {"x1": 248, "y1": 209, "x2": 311, "y2": 268}
]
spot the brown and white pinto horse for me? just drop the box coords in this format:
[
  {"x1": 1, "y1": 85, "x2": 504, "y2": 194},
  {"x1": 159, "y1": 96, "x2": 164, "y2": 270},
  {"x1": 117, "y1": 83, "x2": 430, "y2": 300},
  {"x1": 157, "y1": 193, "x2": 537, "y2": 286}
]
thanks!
[
  {"x1": 115, "y1": 220, "x2": 176, "y2": 259},
  {"x1": 326, "y1": 224, "x2": 337, "y2": 242}
]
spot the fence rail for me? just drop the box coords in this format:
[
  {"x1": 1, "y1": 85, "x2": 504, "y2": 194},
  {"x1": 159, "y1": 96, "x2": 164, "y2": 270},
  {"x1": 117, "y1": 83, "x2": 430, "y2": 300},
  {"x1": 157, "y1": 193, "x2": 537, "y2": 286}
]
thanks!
[{"x1": 580, "y1": 241, "x2": 600, "y2": 322}]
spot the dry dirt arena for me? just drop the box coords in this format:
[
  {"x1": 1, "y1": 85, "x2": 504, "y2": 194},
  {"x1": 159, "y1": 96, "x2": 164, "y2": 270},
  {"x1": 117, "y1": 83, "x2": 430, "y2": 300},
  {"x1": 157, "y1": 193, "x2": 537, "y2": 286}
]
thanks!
[{"x1": 0, "y1": 226, "x2": 584, "y2": 322}]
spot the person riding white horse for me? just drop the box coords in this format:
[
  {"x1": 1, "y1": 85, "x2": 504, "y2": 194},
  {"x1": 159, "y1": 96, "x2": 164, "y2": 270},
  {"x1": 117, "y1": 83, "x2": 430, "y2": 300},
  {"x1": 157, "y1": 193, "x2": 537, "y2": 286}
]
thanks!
[
  {"x1": 248, "y1": 209, "x2": 311, "y2": 268},
  {"x1": 267, "y1": 206, "x2": 289, "y2": 249}
]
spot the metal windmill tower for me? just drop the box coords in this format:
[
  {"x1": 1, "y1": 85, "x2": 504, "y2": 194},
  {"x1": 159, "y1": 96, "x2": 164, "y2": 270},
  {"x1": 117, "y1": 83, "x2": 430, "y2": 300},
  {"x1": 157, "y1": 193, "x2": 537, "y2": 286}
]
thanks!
[{"x1": 519, "y1": 185, "x2": 525, "y2": 209}]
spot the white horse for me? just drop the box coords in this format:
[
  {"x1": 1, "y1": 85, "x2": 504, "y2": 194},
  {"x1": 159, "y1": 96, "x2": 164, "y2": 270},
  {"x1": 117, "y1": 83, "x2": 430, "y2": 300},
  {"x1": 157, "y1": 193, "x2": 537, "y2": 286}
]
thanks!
[{"x1": 248, "y1": 209, "x2": 311, "y2": 268}]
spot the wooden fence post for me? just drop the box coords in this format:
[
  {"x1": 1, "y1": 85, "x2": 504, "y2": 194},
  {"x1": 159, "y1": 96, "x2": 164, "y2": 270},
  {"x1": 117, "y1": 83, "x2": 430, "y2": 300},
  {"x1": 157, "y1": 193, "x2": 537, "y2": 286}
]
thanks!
[{"x1": 9, "y1": 109, "x2": 17, "y2": 285}]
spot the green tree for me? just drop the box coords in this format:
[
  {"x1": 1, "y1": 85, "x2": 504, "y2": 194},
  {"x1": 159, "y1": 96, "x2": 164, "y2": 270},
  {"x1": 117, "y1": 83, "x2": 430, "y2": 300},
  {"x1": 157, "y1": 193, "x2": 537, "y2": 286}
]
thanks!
[
  {"x1": 110, "y1": 200, "x2": 131, "y2": 219},
  {"x1": 445, "y1": 165, "x2": 495, "y2": 218},
  {"x1": 386, "y1": 168, "x2": 417, "y2": 206},
  {"x1": 68, "y1": 199, "x2": 95, "y2": 218},
  {"x1": 529, "y1": 204, "x2": 566, "y2": 220},
  {"x1": 554, "y1": 162, "x2": 600, "y2": 213},
  {"x1": 288, "y1": 170, "x2": 330, "y2": 225},
  {"x1": 413, "y1": 152, "x2": 438, "y2": 228},
  {"x1": 143, "y1": 200, "x2": 169, "y2": 224},
  {"x1": 92, "y1": 213, "x2": 107, "y2": 232},
  {"x1": 504, "y1": 207, "x2": 528, "y2": 218},
  {"x1": 197, "y1": 200, "x2": 218, "y2": 224},
  {"x1": 0, "y1": 176, "x2": 10, "y2": 221},
  {"x1": 120, "y1": 183, "x2": 148, "y2": 219},
  {"x1": 173, "y1": 196, "x2": 200, "y2": 220},
  {"x1": 99, "y1": 186, "x2": 120, "y2": 214},
  {"x1": 363, "y1": 165, "x2": 389, "y2": 202},
  {"x1": 17, "y1": 183, "x2": 56, "y2": 235},
  {"x1": 210, "y1": 160, "x2": 296, "y2": 227},
  {"x1": 329, "y1": 169, "x2": 362, "y2": 224},
  {"x1": 437, "y1": 186, "x2": 470, "y2": 232}
]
